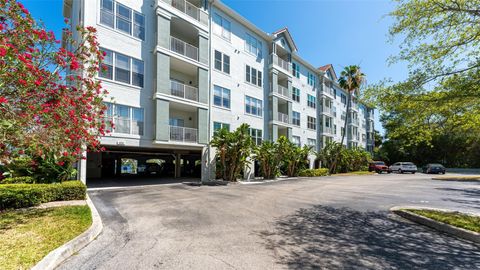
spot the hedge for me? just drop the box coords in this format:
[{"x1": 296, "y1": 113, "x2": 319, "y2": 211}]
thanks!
[
  {"x1": 0, "y1": 181, "x2": 86, "y2": 210},
  {"x1": 299, "y1": 168, "x2": 329, "y2": 177},
  {"x1": 0, "y1": 176, "x2": 36, "y2": 184}
]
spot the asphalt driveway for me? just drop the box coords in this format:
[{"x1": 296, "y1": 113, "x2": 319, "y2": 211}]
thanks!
[{"x1": 58, "y1": 173, "x2": 480, "y2": 269}]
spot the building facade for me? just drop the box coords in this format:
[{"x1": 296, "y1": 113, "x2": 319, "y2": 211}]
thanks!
[{"x1": 63, "y1": 0, "x2": 375, "y2": 183}]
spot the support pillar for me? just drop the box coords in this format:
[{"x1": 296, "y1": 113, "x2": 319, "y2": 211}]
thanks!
[{"x1": 175, "y1": 153, "x2": 181, "y2": 178}]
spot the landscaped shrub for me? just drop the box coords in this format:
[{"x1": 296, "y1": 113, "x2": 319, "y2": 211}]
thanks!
[
  {"x1": 0, "y1": 181, "x2": 86, "y2": 210},
  {"x1": 299, "y1": 168, "x2": 329, "y2": 177},
  {"x1": 0, "y1": 176, "x2": 35, "y2": 184}
]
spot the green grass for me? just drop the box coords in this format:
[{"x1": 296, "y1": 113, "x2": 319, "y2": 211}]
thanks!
[
  {"x1": 432, "y1": 176, "x2": 480, "y2": 181},
  {"x1": 0, "y1": 206, "x2": 92, "y2": 270},
  {"x1": 407, "y1": 209, "x2": 480, "y2": 233}
]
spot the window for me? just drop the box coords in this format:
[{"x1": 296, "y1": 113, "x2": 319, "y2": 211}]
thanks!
[
  {"x1": 100, "y1": 0, "x2": 114, "y2": 28},
  {"x1": 214, "y1": 50, "x2": 230, "y2": 74},
  {"x1": 100, "y1": 0, "x2": 145, "y2": 40},
  {"x1": 245, "y1": 33, "x2": 262, "y2": 57},
  {"x1": 307, "y1": 116, "x2": 316, "y2": 130},
  {"x1": 292, "y1": 62, "x2": 300, "y2": 78},
  {"x1": 245, "y1": 96, "x2": 262, "y2": 117},
  {"x1": 341, "y1": 94, "x2": 347, "y2": 105},
  {"x1": 101, "y1": 49, "x2": 113, "y2": 80},
  {"x1": 308, "y1": 138, "x2": 316, "y2": 147},
  {"x1": 334, "y1": 124, "x2": 337, "y2": 135},
  {"x1": 307, "y1": 94, "x2": 316, "y2": 109},
  {"x1": 308, "y1": 73, "x2": 316, "y2": 86},
  {"x1": 115, "y1": 53, "x2": 131, "y2": 84},
  {"x1": 132, "y1": 59, "x2": 144, "y2": 87},
  {"x1": 213, "y1": 13, "x2": 231, "y2": 40},
  {"x1": 169, "y1": 118, "x2": 184, "y2": 127},
  {"x1": 249, "y1": 128, "x2": 263, "y2": 145},
  {"x1": 245, "y1": 65, "x2": 262, "y2": 87},
  {"x1": 100, "y1": 48, "x2": 144, "y2": 87},
  {"x1": 292, "y1": 111, "x2": 300, "y2": 126},
  {"x1": 133, "y1": 12, "x2": 145, "y2": 40},
  {"x1": 292, "y1": 87, "x2": 300, "y2": 102},
  {"x1": 292, "y1": 136, "x2": 301, "y2": 147},
  {"x1": 341, "y1": 112, "x2": 346, "y2": 120},
  {"x1": 341, "y1": 127, "x2": 345, "y2": 136},
  {"x1": 116, "y1": 3, "x2": 132, "y2": 35},
  {"x1": 104, "y1": 102, "x2": 144, "y2": 135},
  {"x1": 213, "y1": 122, "x2": 230, "y2": 132},
  {"x1": 213, "y1": 85, "x2": 231, "y2": 109}
]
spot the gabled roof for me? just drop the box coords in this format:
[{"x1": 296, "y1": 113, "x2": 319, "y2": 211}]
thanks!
[
  {"x1": 272, "y1": 27, "x2": 298, "y2": 52},
  {"x1": 318, "y1": 64, "x2": 338, "y2": 81}
]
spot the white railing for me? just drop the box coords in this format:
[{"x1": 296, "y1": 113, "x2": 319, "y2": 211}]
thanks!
[
  {"x1": 270, "y1": 54, "x2": 291, "y2": 72},
  {"x1": 170, "y1": 80, "x2": 198, "y2": 102},
  {"x1": 323, "y1": 127, "x2": 333, "y2": 134},
  {"x1": 323, "y1": 86, "x2": 335, "y2": 96},
  {"x1": 277, "y1": 112, "x2": 289, "y2": 124},
  {"x1": 322, "y1": 106, "x2": 333, "y2": 115},
  {"x1": 166, "y1": 0, "x2": 208, "y2": 26},
  {"x1": 270, "y1": 83, "x2": 290, "y2": 98},
  {"x1": 170, "y1": 36, "x2": 199, "y2": 62},
  {"x1": 367, "y1": 112, "x2": 374, "y2": 119},
  {"x1": 170, "y1": 125, "x2": 198, "y2": 143},
  {"x1": 349, "y1": 118, "x2": 359, "y2": 126}
]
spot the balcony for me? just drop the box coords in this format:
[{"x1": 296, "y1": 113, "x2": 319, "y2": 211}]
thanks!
[
  {"x1": 276, "y1": 112, "x2": 290, "y2": 124},
  {"x1": 170, "y1": 80, "x2": 198, "y2": 102},
  {"x1": 321, "y1": 106, "x2": 334, "y2": 115},
  {"x1": 270, "y1": 54, "x2": 291, "y2": 73},
  {"x1": 170, "y1": 125, "x2": 198, "y2": 143},
  {"x1": 322, "y1": 127, "x2": 333, "y2": 134},
  {"x1": 163, "y1": 0, "x2": 208, "y2": 26},
  {"x1": 349, "y1": 118, "x2": 359, "y2": 126},
  {"x1": 170, "y1": 36, "x2": 200, "y2": 63},
  {"x1": 270, "y1": 83, "x2": 290, "y2": 99}
]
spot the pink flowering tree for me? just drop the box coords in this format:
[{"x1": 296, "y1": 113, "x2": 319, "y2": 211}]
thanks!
[{"x1": 0, "y1": 0, "x2": 109, "y2": 181}]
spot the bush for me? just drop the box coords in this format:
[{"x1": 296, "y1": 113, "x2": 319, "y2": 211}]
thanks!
[
  {"x1": 0, "y1": 181, "x2": 86, "y2": 210},
  {"x1": 299, "y1": 168, "x2": 329, "y2": 177},
  {"x1": 0, "y1": 176, "x2": 35, "y2": 184}
]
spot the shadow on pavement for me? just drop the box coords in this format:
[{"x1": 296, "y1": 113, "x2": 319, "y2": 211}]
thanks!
[
  {"x1": 437, "y1": 187, "x2": 480, "y2": 210},
  {"x1": 259, "y1": 205, "x2": 480, "y2": 269},
  {"x1": 87, "y1": 176, "x2": 200, "y2": 189}
]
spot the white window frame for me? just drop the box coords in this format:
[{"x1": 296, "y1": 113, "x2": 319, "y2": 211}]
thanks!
[
  {"x1": 245, "y1": 65, "x2": 262, "y2": 87},
  {"x1": 104, "y1": 102, "x2": 144, "y2": 136},
  {"x1": 99, "y1": 0, "x2": 145, "y2": 41},
  {"x1": 245, "y1": 96, "x2": 263, "y2": 117},
  {"x1": 214, "y1": 50, "x2": 230, "y2": 74},
  {"x1": 99, "y1": 47, "x2": 144, "y2": 88},
  {"x1": 249, "y1": 128, "x2": 263, "y2": 145},
  {"x1": 213, "y1": 13, "x2": 231, "y2": 41},
  {"x1": 245, "y1": 33, "x2": 262, "y2": 58},
  {"x1": 307, "y1": 116, "x2": 316, "y2": 130},
  {"x1": 213, "y1": 85, "x2": 231, "y2": 109}
]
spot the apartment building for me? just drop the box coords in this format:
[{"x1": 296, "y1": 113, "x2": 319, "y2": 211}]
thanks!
[{"x1": 63, "y1": 0, "x2": 375, "y2": 183}]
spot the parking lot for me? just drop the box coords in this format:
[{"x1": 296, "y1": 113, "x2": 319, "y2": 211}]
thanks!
[{"x1": 59, "y1": 173, "x2": 480, "y2": 269}]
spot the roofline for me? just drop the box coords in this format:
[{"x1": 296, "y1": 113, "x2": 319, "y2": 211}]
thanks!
[{"x1": 272, "y1": 27, "x2": 298, "y2": 52}]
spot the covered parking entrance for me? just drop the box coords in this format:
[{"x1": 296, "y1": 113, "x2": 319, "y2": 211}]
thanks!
[{"x1": 86, "y1": 146, "x2": 202, "y2": 186}]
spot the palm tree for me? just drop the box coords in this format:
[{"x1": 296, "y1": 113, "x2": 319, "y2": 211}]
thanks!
[{"x1": 330, "y1": 65, "x2": 365, "y2": 174}]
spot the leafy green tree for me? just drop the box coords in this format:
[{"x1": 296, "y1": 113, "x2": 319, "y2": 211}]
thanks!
[
  {"x1": 318, "y1": 142, "x2": 371, "y2": 173},
  {"x1": 210, "y1": 123, "x2": 253, "y2": 182},
  {"x1": 277, "y1": 136, "x2": 311, "y2": 177},
  {"x1": 364, "y1": 0, "x2": 480, "y2": 146},
  {"x1": 330, "y1": 65, "x2": 365, "y2": 173},
  {"x1": 254, "y1": 140, "x2": 280, "y2": 179}
]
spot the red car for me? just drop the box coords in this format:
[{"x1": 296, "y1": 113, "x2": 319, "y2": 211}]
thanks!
[{"x1": 368, "y1": 161, "x2": 389, "y2": 174}]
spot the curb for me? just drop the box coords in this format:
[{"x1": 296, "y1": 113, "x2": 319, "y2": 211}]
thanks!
[
  {"x1": 390, "y1": 206, "x2": 480, "y2": 244},
  {"x1": 32, "y1": 195, "x2": 103, "y2": 270},
  {"x1": 431, "y1": 177, "x2": 480, "y2": 182}
]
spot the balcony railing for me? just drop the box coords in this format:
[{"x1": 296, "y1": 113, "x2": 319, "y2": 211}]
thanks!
[
  {"x1": 276, "y1": 112, "x2": 290, "y2": 124},
  {"x1": 323, "y1": 127, "x2": 333, "y2": 134},
  {"x1": 164, "y1": 0, "x2": 208, "y2": 26},
  {"x1": 270, "y1": 83, "x2": 290, "y2": 98},
  {"x1": 170, "y1": 36, "x2": 199, "y2": 62},
  {"x1": 323, "y1": 86, "x2": 335, "y2": 96},
  {"x1": 170, "y1": 80, "x2": 198, "y2": 102},
  {"x1": 270, "y1": 54, "x2": 291, "y2": 72},
  {"x1": 170, "y1": 125, "x2": 198, "y2": 143},
  {"x1": 348, "y1": 118, "x2": 360, "y2": 126},
  {"x1": 322, "y1": 106, "x2": 334, "y2": 115}
]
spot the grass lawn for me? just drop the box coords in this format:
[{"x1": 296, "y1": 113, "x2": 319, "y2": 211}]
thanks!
[
  {"x1": 432, "y1": 175, "x2": 480, "y2": 181},
  {"x1": 334, "y1": 171, "x2": 375, "y2": 176},
  {"x1": 407, "y1": 209, "x2": 480, "y2": 233},
  {"x1": 0, "y1": 206, "x2": 92, "y2": 270}
]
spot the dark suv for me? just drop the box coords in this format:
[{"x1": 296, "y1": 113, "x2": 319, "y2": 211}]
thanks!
[
  {"x1": 368, "y1": 161, "x2": 389, "y2": 174},
  {"x1": 422, "y1": 163, "x2": 446, "y2": 174}
]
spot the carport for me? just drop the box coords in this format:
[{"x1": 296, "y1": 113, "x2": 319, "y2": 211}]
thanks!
[{"x1": 86, "y1": 146, "x2": 202, "y2": 186}]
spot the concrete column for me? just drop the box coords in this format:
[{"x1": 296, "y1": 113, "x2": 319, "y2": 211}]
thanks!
[
  {"x1": 244, "y1": 156, "x2": 255, "y2": 180},
  {"x1": 157, "y1": 15, "x2": 170, "y2": 49},
  {"x1": 271, "y1": 70, "x2": 278, "y2": 95},
  {"x1": 272, "y1": 96, "x2": 278, "y2": 122},
  {"x1": 77, "y1": 150, "x2": 87, "y2": 184},
  {"x1": 156, "y1": 53, "x2": 170, "y2": 95},
  {"x1": 198, "y1": 35, "x2": 209, "y2": 65},
  {"x1": 197, "y1": 68, "x2": 208, "y2": 104},
  {"x1": 175, "y1": 153, "x2": 181, "y2": 178},
  {"x1": 155, "y1": 99, "x2": 170, "y2": 141},
  {"x1": 197, "y1": 108, "x2": 208, "y2": 144},
  {"x1": 287, "y1": 127, "x2": 293, "y2": 141},
  {"x1": 272, "y1": 124, "x2": 279, "y2": 141},
  {"x1": 287, "y1": 78, "x2": 292, "y2": 98}
]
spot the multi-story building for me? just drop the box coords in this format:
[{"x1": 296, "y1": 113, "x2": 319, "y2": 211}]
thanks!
[{"x1": 63, "y1": 0, "x2": 375, "y2": 183}]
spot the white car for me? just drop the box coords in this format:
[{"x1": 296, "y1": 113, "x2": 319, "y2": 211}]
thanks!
[{"x1": 388, "y1": 162, "x2": 417, "y2": 174}]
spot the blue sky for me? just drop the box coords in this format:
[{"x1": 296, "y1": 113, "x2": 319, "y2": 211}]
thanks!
[{"x1": 22, "y1": 0, "x2": 408, "y2": 135}]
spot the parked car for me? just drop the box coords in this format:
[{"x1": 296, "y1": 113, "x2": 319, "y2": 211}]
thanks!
[
  {"x1": 368, "y1": 161, "x2": 389, "y2": 173},
  {"x1": 422, "y1": 163, "x2": 446, "y2": 174},
  {"x1": 388, "y1": 162, "x2": 418, "y2": 174}
]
